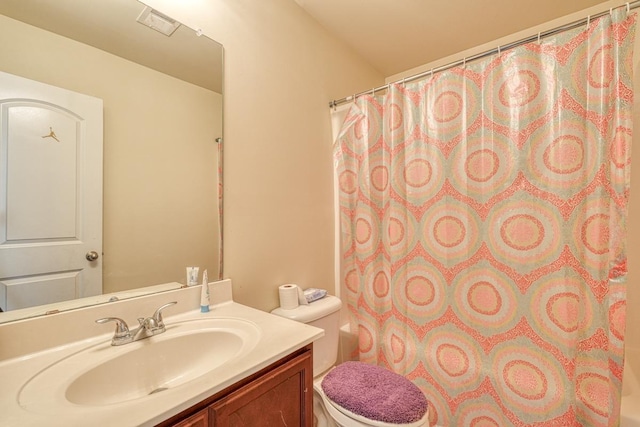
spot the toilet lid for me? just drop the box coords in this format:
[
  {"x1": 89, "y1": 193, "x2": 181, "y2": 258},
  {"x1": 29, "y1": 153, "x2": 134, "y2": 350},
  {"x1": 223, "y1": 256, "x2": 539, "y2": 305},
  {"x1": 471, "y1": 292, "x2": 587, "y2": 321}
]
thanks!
[{"x1": 321, "y1": 361, "x2": 428, "y2": 425}]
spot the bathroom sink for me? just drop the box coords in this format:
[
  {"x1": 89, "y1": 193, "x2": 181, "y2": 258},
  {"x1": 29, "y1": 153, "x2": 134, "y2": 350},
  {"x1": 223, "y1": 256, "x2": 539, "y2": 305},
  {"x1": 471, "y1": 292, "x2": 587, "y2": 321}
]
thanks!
[{"x1": 18, "y1": 317, "x2": 261, "y2": 409}]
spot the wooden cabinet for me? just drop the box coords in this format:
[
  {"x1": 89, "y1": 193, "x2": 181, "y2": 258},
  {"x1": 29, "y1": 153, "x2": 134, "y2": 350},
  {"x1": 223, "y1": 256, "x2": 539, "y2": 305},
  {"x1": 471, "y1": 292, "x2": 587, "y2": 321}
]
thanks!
[
  {"x1": 171, "y1": 410, "x2": 208, "y2": 427},
  {"x1": 157, "y1": 345, "x2": 313, "y2": 427}
]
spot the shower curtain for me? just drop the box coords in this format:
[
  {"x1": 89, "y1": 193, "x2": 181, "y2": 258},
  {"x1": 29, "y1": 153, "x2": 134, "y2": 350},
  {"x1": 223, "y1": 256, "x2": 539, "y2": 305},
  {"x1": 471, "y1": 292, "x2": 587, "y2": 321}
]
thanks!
[{"x1": 334, "y1": 10, "x2": 635, "y2": 427}]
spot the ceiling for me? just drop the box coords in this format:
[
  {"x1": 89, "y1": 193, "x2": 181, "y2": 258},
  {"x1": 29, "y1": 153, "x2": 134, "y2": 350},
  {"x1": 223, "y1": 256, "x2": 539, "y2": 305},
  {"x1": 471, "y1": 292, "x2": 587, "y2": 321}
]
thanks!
[
  {"x1": 0, "y1": 0, "x2": 222, "y2": 93},
  {"x1": 1, "y1": 1, "x2": 620, "y2": 92},
  {"x1": 294, "y1": 0, "x2": 615, "y2": 77}
]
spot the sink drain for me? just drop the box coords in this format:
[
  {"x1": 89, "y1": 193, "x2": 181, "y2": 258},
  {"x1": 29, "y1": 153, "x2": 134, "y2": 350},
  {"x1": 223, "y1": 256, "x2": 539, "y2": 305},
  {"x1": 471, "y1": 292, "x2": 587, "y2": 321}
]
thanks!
[{"x1": 149, "y1": 387, "x2": 168, "y2": 395}]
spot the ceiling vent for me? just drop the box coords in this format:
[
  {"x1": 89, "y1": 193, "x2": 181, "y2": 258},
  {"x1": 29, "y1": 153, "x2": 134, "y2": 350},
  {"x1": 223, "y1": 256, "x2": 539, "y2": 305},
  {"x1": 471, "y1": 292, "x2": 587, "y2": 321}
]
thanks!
[{"x1": 136, "y1": 7, "x2": 181, "y2": 37}]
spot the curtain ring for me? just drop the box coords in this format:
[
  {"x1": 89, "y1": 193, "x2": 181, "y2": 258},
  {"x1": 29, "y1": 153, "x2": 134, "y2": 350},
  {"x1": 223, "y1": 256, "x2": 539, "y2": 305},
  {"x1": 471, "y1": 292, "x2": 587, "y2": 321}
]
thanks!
[
  {"x1": 430, "y1": 68, "x2": 434, "y2": 80},
  {"x1": 402, "y1": 77, "x2": 406, "y2": 88},
  {"x1": 537, "y1": 32, "x2": 541, "y2": 45},
  {"x1": 462, "y1": 57, "x2": 466, "y2": 68},
  {"x1": 371, "y1": 87, "x2": 375, "y2": 96},
  {"x1": 587, "y1": 15, "x2": 591, "y2": 27},
  {"x1": 610, "y1": 7, "x2": 613, "y2": 16},
  {"x1": 627, "y1": 2, "x2": 631, "y2": 15}
]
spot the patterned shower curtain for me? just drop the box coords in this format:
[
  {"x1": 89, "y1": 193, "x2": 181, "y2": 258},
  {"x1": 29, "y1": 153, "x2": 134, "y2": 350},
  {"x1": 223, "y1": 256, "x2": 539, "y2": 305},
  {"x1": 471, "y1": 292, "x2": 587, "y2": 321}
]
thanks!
[{"x1": 334, "y1": 10, "x2": 635, "y2": 427}]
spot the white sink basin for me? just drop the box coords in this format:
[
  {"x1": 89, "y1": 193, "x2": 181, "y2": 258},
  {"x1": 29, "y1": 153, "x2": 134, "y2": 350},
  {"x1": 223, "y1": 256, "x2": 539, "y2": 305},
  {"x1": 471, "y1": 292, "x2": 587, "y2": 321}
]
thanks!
[{"x1": 19, "y1": 317, "x2": 261, "y2": 409}]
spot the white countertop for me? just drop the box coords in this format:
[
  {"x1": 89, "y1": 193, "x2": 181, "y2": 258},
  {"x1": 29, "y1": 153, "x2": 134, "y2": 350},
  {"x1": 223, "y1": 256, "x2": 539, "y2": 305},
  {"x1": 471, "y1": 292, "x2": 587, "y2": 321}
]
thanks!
[{"x1": 0, "y1": 284, "x2": 323, "y2": 426}]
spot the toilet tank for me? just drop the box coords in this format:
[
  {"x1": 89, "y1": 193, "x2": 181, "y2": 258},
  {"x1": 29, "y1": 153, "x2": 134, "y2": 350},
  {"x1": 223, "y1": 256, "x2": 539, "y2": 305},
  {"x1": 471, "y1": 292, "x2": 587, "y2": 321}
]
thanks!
[{"x1": 271, "y1": 295, "x2": 342, "y2": 376}]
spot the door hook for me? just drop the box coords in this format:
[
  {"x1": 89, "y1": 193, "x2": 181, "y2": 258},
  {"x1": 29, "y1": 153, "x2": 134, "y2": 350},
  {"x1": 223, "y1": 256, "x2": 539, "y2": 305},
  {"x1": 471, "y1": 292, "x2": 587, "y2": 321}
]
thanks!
[{"x1": 41, "y1": 127, "x2": 60, "y2": 142}]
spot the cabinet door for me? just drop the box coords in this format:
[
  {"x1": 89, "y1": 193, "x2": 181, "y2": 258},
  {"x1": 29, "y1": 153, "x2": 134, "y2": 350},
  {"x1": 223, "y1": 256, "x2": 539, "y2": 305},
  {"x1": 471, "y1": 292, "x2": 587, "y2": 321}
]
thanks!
[
  {"x1": 172, "y1": 408, "x2": 208, "y2": 427},
  {"x1": 210, "y1": 350, "x2": 313, "y2": 426}
]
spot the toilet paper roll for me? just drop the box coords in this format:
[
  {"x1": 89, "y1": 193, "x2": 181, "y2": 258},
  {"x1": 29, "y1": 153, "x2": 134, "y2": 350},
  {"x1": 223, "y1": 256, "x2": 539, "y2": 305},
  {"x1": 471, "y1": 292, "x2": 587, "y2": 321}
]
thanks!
[{"x1": 279, "y1": 284, "x2": 299, "y2": 310}]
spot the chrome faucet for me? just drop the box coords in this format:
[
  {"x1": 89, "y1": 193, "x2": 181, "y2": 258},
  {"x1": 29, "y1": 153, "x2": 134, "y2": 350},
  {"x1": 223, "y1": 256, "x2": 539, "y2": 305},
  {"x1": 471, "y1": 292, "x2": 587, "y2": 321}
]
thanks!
[{"x1": 95, "y1": 301, "x2": 177, "y2": 346}]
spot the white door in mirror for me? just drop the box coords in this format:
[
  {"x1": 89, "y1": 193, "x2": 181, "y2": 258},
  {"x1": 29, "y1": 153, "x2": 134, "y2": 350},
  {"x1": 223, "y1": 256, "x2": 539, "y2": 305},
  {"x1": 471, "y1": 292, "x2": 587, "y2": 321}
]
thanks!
[{"x1": 0, "y1": 71, "x2": 103, "y2": 311}]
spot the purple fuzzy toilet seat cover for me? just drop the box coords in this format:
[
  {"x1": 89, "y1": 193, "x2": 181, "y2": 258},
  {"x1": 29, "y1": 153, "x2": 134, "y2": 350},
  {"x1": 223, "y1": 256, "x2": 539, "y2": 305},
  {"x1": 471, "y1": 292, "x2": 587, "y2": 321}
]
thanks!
[{"x1": 321, "y1": 361, "x2": 428, "y2": 424}]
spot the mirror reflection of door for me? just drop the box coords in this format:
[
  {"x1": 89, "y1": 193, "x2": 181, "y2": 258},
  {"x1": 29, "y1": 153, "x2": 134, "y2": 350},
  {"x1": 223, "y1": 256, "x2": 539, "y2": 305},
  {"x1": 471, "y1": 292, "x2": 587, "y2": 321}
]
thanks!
[{"x1": 0, "y1": 71, "x2": 103, "y2": 311}]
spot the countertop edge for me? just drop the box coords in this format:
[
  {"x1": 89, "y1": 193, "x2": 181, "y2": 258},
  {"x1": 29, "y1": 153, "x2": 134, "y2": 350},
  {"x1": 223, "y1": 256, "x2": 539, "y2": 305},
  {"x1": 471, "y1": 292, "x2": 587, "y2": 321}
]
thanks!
[{"x1": 0, "y1": 296, "x2": 325, "y2": 427}]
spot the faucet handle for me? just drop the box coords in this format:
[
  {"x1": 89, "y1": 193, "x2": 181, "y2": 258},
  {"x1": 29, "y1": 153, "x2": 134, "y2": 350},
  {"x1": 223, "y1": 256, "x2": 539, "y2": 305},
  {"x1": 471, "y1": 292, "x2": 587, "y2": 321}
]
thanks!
[
  {"x1": 152, "y1": 301, "x2": 177, "y2": 327},
  {"x1": 95, "y1": 317, "x2": 130, "y2": 339}
]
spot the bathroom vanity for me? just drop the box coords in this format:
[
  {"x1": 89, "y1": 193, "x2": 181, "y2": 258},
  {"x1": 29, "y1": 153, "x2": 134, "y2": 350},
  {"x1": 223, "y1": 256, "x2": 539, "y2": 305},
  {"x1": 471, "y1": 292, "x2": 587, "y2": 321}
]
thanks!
[
  {"x1": 162, "y1": 345, "x2": 312, "y2": 426},
  {"x1": 0, "y1": 280, "x2": 322, "y2": 426}
]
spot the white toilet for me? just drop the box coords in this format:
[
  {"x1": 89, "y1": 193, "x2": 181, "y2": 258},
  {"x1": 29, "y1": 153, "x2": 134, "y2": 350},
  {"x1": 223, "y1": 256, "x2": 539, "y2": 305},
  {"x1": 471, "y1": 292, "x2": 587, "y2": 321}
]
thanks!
[{"x1": 272, "y1": 295, "x2": 429, "y2": 427}]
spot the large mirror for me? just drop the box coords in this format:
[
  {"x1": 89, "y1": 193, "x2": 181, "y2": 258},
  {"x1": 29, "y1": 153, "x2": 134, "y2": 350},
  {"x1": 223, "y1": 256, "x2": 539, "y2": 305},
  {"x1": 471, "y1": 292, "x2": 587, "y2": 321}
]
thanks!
[{"x1": 0, "y1": 0, "x2": 223, "y2": 323}]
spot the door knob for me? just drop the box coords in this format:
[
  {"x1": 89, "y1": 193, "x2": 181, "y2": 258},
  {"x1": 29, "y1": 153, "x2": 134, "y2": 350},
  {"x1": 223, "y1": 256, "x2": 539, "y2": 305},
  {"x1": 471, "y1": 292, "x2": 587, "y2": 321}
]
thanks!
[{"x1": 86, "y1": 251, "x2": 100, "y2": 261}]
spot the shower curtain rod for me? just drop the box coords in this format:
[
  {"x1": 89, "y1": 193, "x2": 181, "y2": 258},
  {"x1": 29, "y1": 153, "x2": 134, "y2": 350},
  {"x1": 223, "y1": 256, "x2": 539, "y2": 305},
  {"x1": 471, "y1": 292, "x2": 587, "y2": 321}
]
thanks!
[{"x1": 329, "y1": 1, "x2": 640, "y2": 109}]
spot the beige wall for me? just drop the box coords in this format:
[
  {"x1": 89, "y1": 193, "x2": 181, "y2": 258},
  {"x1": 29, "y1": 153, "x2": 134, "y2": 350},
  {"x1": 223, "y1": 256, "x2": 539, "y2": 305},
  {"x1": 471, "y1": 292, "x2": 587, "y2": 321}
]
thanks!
[
  {"x1": 0, "y1": 15, "x2": 222, "y2": 293},
  {"x1": 143, "y1": 0, "x2": 383, "y2": 311},
  {"x1": 7, "y1": 0, "x2": 635, "y2": 339},
  {"x1": 128, "y1": 0, "x2": 640, "y2": 348}
]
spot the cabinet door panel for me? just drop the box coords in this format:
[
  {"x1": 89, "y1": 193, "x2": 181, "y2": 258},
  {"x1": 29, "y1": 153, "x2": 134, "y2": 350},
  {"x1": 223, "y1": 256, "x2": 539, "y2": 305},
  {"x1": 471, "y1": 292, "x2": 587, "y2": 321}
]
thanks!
[
  {"x1": 172, "y1": 409, "x2": 207, "y2": 427},
  {"x1": 211, "y1": 351, "x2": 312, "y2": 427}
]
